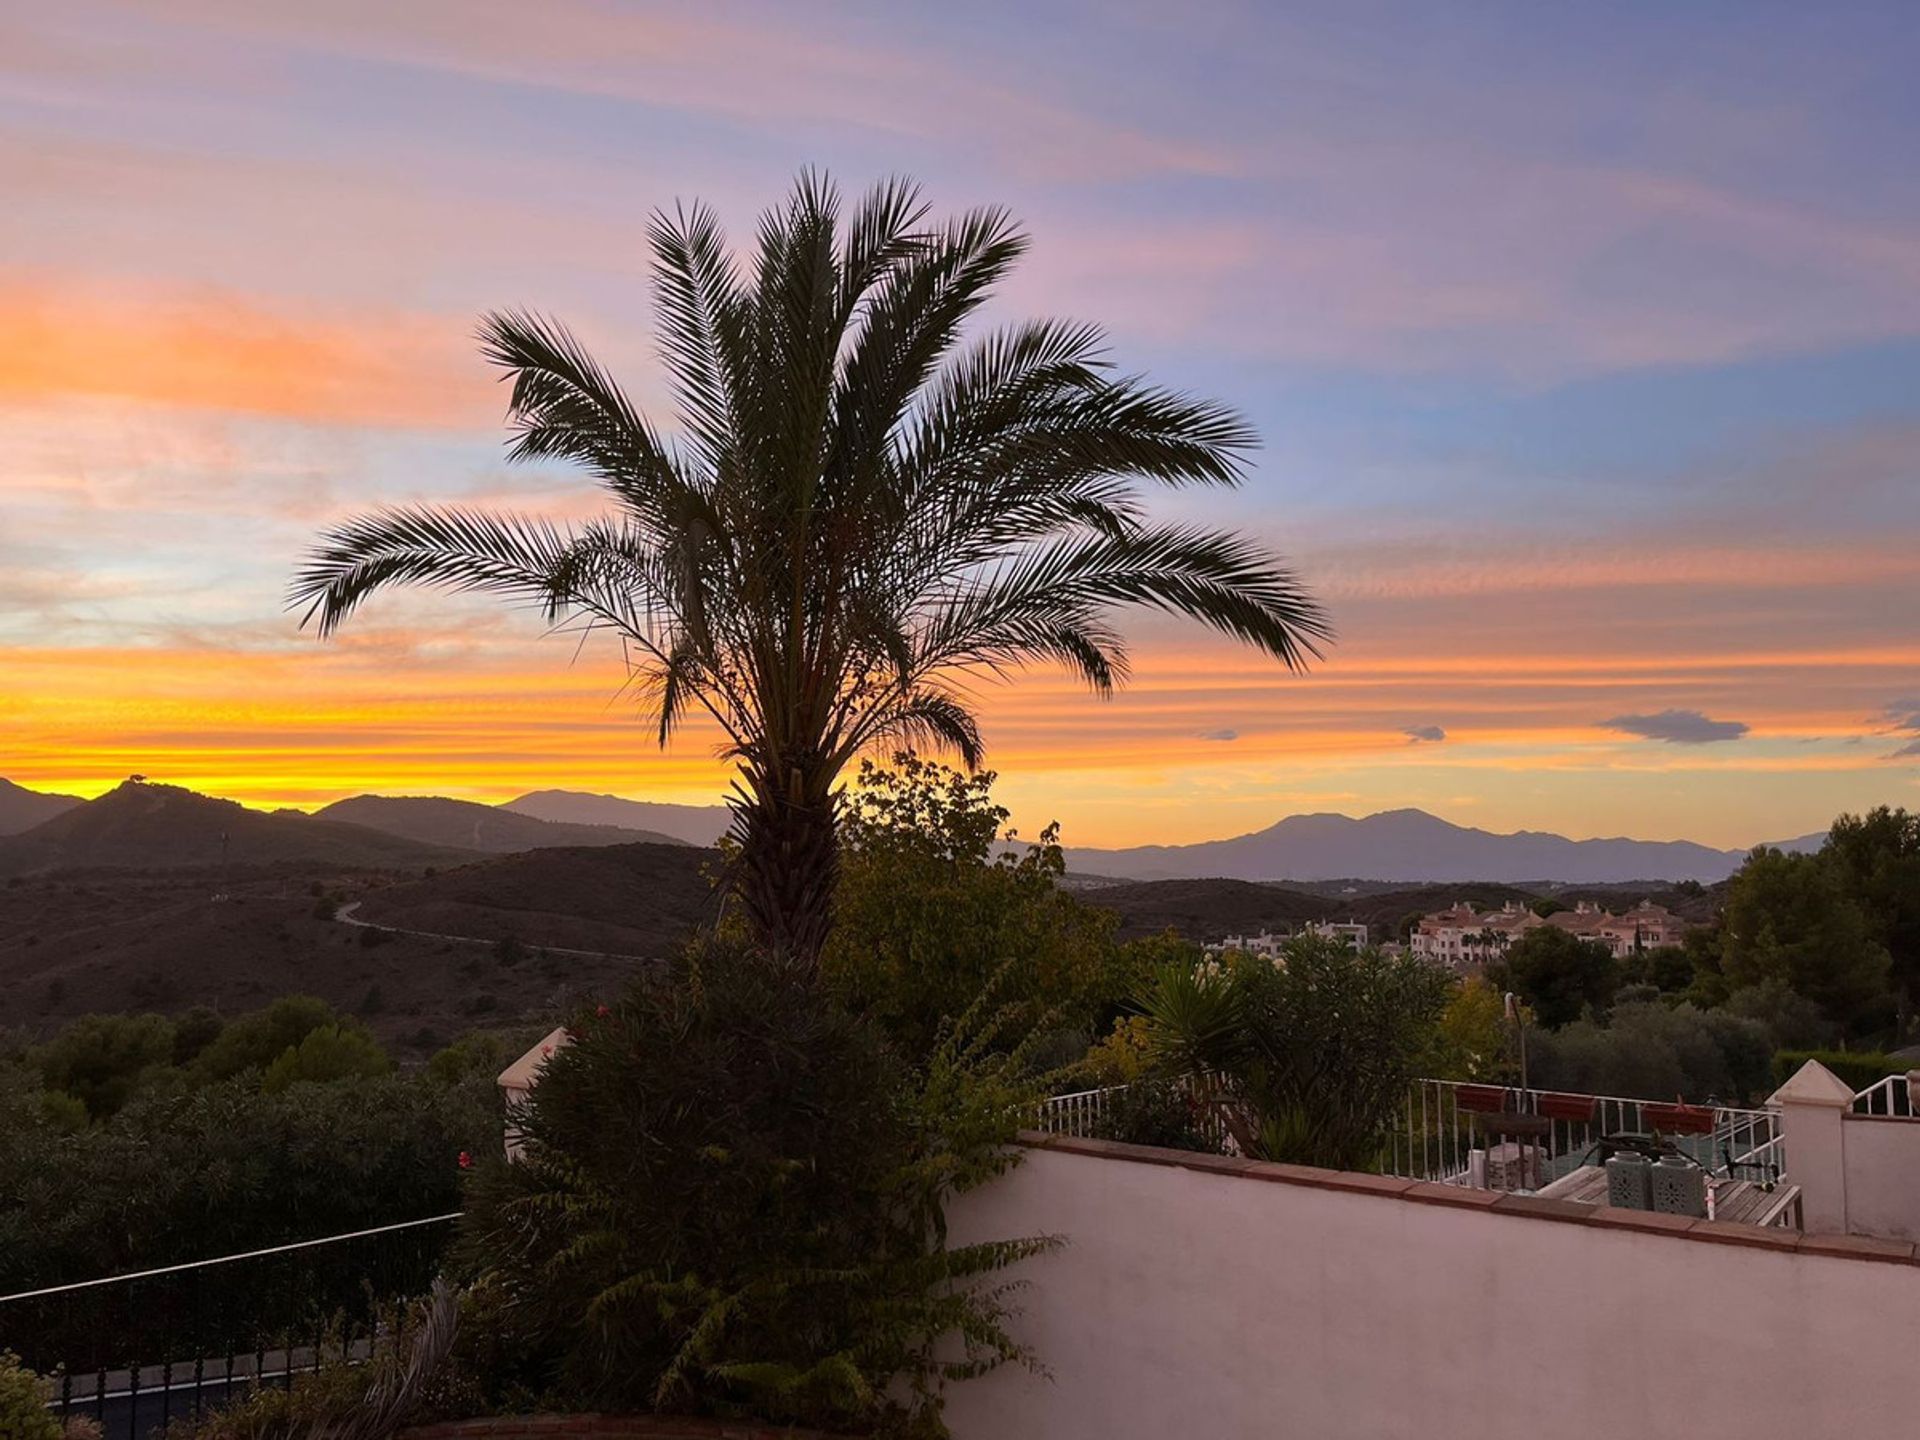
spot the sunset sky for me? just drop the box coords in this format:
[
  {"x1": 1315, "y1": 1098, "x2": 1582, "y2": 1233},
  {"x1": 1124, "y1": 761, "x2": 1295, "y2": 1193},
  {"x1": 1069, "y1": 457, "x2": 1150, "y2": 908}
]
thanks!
[{"x1": 4, "y1": 1, "x2": 1918, "y2": 848}]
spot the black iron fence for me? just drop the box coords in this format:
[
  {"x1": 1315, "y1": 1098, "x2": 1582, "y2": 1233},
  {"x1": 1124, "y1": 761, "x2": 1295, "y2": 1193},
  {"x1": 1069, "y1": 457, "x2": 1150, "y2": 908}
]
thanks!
[{"x1": 0, "y1": 1213, "x2": 459, "y2": 1440}]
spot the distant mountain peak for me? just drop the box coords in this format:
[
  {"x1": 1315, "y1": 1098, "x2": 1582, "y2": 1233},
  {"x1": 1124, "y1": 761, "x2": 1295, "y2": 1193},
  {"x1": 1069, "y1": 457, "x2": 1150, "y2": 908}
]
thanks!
[
  {"x1": 502, "y1": 790, "x2": 731, "y2": 848},
  {"x1": 1066, "y1": 805, "x2": 1820, "y2": 885},
  {"x1": 0, "y1": 779, "x2": 471, "y2": 877},
  {"x1": 315, "y1": 793, "x2": 688, "y2": 852},
  {"x1": 0, "y1": 777, "x2": 86, "y2": 837}
]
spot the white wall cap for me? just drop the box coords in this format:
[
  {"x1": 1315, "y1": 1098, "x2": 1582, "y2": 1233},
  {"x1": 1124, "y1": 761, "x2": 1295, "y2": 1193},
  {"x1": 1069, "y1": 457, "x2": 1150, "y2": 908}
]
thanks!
[
  {"x1": 497, "y1": 1024, "x2": 574, "y2": 1091},
  {"x1": 1767, "y1": 1058, "x2": 1857, "y2": 1109}
]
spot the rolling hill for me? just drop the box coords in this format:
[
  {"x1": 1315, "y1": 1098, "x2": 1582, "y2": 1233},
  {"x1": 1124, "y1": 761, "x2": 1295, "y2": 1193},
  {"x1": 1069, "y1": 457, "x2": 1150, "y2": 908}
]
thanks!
[
  {"x1": 1066, "y1": 808, "x2": 1827, "y2": 885},
  {"x1": 351, "y1": 841, "x2": 717, "y2": 954},
  {"x1": 0, "y1": 841, "x2": 715, "y2": 1053},
  {"x1": 315, "y1": 794, "x2": 686, "y2": 852},
  {"x1": 0, "y1": 778, "x2": 83, "y2": 836},
  {"x1": 0, "y1": 780, "x2": 469, "y2": 877},
  {"x1": 502, "y1": 790, "x2": 732, "y2": 847},
  {"x1": 1077, "y1": 878, "x2": 1543, "y2": 942}
]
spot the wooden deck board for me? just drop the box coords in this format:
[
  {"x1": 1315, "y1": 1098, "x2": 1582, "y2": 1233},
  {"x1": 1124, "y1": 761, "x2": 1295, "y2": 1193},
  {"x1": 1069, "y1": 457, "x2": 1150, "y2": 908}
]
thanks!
[{"x1": 1531, "y1": 1164, "x2": 1799, "y2": 1228}]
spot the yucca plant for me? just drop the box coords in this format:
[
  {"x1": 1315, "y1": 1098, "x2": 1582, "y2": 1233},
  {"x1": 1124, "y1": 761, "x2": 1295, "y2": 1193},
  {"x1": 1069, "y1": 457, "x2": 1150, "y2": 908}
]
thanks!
[{"x1": 292, "y1": 172, "x2": 1330, "y2": 971}]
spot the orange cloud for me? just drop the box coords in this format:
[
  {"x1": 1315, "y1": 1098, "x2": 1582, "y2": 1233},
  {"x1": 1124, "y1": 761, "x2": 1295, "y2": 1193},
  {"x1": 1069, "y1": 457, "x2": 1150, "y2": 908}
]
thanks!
[
  {"x1": 6, "y1": 622, "x2": 1914, "y2": 846},
  {"x1": 0, "y1": 275, "x2": 487, "y2": 427}
]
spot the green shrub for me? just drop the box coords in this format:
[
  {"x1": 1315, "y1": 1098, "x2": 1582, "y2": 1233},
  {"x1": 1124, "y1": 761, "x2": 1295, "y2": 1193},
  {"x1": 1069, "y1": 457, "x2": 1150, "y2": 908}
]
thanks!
[
  {"x1": 1422, "y1": 976, "x2": 1515, "y2": 1083},
  {"x1": 171, "y1": 1008, "x2": 226, "y2": 1066},
  {"x1": 0, "y1": 1352, "x2": 58, "y2": 1440},
  {"x1": 1139, "y1": 935, "x2": 1450, "y2": 1169},
  {"x1": 1530, "y1": 1001, "x2": 1774, "y2": 1103},
  {"x1": 1722, "y1": 979, "x2": 1837, "y2": 1051},
  {"x1": 36, "y1": 1090, "x2": 88, "y2": 1133},
  {"x1": 426, "y1": 1031, "x2": 510, "y2": 1087},
  {"x1": 453, "y1": 939, "x2": 1052, "y2": 1437},
  {"x1": 0, "y1": 1073, "x2": 490, "y2": 1367},
  {"x1": 1092, "y1": 1077, "x2": 1222, "y2": 1153},
  {"x1": 260, "y1": 1025, "x2": 393, "y2": 1093},
  {"x1": 30, "y1": 1013, "x2": 176, "y2": 1120},
  {"x1": 1773, "y1": 1049, "x2": 1908, "y2": 1093},
  {"x1": 191, "y1": 996, "x2": 346, "y2": 1083}
]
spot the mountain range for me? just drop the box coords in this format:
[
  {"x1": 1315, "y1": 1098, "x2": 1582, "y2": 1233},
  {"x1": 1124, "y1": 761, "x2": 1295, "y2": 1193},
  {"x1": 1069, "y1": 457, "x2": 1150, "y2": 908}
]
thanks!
[
  {"x1": 0, "y1": 780, "x2": 477, "y2": 877},
  {"x1": 313, "y1": 794, "x2": 687, "y2": 852},
  {"x1": 0, "y1": 779, "x2": 1829, "y2": 883},
  {"x1": 0, "y1": 778, "x2": 84, "y2": 836},
  {"x1": 1065, "y1": 807, "x2": 1826, "y2": 885},
  {"x1": 502, "y1": 789, "x2": 732, "y2": 847}
]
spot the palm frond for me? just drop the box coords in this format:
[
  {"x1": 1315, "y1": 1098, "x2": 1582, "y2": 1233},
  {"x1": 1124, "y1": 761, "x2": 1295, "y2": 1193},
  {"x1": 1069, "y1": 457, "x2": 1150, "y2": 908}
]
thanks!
[
  {"x1": 290, "y1": 505, "x2": 584, "y2": 637},
  {"x1": 864, "y1": 687, "x2": 985, "y2": 770}
]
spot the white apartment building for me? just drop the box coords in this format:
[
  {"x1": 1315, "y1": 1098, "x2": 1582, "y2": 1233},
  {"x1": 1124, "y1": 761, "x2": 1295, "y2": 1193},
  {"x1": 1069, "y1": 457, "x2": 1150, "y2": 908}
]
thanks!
[{"x1": 1411, "y1": 898, "x2": 1690, "y2": 969}]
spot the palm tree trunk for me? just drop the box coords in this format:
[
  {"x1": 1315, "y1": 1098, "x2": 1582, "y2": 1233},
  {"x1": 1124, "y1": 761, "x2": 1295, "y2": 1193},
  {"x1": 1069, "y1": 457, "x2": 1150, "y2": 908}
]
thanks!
[{"x1": 729, "y1": 769, "x2": 839, "y2": 974}]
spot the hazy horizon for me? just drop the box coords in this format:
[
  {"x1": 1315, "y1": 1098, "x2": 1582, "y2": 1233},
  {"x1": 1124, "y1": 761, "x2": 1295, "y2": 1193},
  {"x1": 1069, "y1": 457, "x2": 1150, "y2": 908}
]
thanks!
[
  {"x1": 3, "y1": 772, "x2": 1830, "y2": 854},
  {"x1": 5, "y1": 3, "x2": 1918, "y2": 848}
]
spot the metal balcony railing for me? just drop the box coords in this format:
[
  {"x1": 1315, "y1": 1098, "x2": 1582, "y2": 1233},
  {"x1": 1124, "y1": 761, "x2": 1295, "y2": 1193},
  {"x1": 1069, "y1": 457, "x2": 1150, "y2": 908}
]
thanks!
[
  {"x1": 1851, "y1": 1073, "x2": 1915, "y2": 1118},
  {"x1": 1039, "y1": 1078, "x2": 1784, "y2": 1197},
  {"x1": 1385, "y1": 1078, "x2": 1782, "y2": 1192},
  {"x1": 1, "y1": 1213, "x2": 460, "y2": 1440}
]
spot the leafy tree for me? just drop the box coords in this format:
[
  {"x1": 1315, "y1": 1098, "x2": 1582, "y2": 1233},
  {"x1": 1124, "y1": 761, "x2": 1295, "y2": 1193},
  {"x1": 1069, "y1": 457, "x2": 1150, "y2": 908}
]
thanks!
[
  {"x1": 1721, "y1": 978, "x2": 1837, "y2": 1051},
  {"x1": 824, "y1": 754, "x2": 1125, "y2": 1053},
  {"x1": 0, "y1": 1071, "x2": 492, "y2": 1363},
  {"x1": 1528, "y1": 1000, "x2": 1774, "y2": 1104},
  {"x1": 426, "y1": 1027, "x2": 545, "y2": 1087},
  {"x1": 1620, "y1": 944, "x2": 1693, "y2": 995},
  {"x1": 1422, "y1": 976, "x2": 1514, "y2": 1082},
  {"x1": 1138, "y1": 936, "x2": 1450, "y2": 1169},
  {"x1": 31, "y1": 1013, "x2": 176, "y2": 1120},
  {"x1": 1825, "y1": 807, "x2": 1920, "y2": 1030},
  {"x1": 1719, "y1": 846, "x2": 1889, "y2": 1036},
  {"x1": 292, "y1": 173, "x2": 1330, "y2": 971},
  {"x1": 1770, "y1": 1048, "x2": 1908, "y2": 1092},
  {"x1": 1529, "y1": 897, "x2": 1568, "y2": 918},
  {"x1": 190, "y1": 995, "x2": 348, "y2": 1082},
  {"x1": 453, "y1": 939, "x2": 1051, "y2": 1436},
  {"x1": 259, "y1": 1024, "x2": 393, "y2": 1093},
  {"x1": 1486, "y1": 926, "x2": 1621, "y2": 1029},
  {"x1": 1085, "y1": 1014, "x2": 1153, "y2": 1085}
]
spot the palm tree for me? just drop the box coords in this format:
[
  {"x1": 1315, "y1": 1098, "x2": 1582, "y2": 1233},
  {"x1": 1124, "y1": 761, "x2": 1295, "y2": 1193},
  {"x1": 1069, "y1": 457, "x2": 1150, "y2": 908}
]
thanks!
[{"x1": 291, "y1": 173, "x2": 1331, "y2": 972}]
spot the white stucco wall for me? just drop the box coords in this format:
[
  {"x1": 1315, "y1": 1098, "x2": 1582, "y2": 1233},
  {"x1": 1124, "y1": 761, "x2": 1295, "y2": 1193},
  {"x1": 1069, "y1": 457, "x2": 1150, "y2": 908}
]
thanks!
[
  {"x1": 1841, "y1": 1115, "x2": 1920, "y2": 1241},
  {"x1": 944, "y1": 1143, "x2": 1920, "y2": 1440}
]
